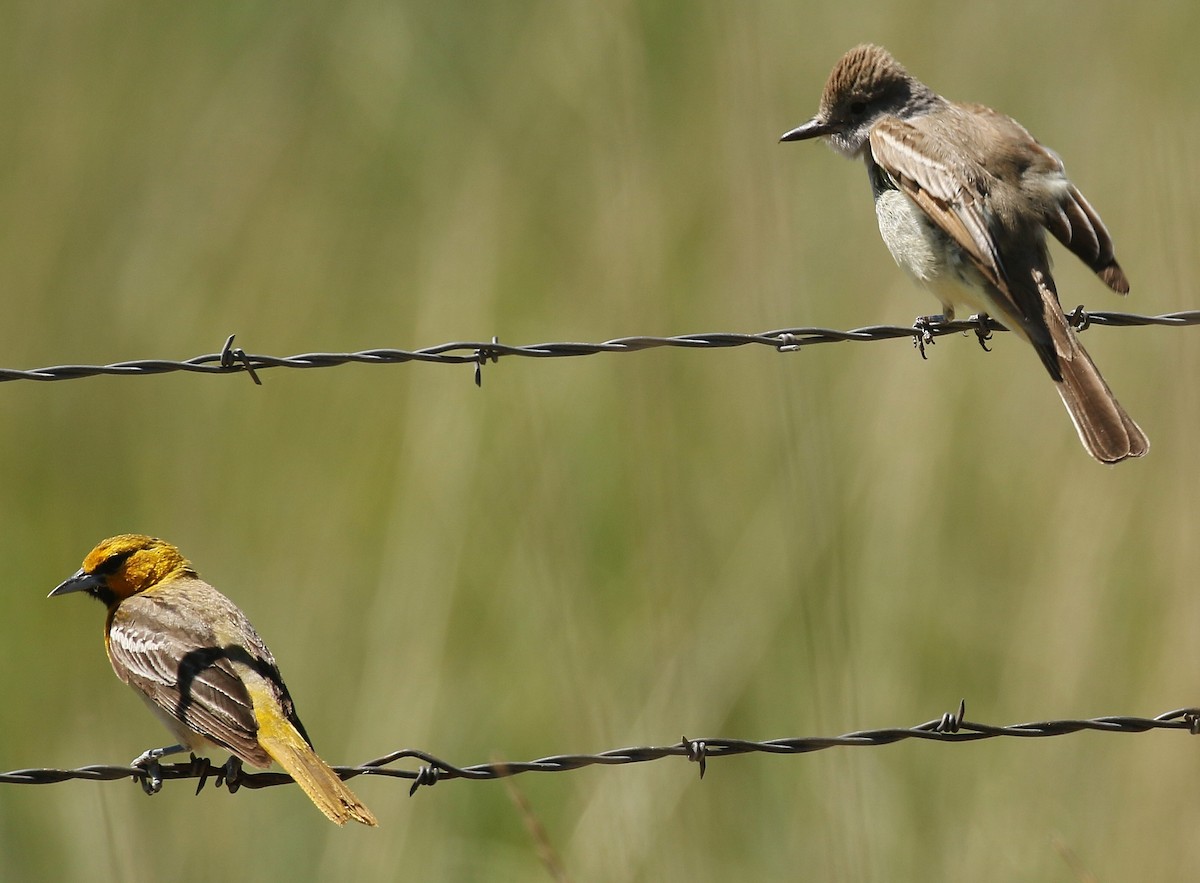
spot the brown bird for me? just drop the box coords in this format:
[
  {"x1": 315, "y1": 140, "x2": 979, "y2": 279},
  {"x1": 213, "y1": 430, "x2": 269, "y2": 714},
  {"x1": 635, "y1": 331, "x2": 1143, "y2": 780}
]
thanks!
[
  {"x1": 782, "y1": 44, "x2": 1148, "y2": 463},
  {"x1": 50, "y1": 534, "x2": 378, "y2": 826}
]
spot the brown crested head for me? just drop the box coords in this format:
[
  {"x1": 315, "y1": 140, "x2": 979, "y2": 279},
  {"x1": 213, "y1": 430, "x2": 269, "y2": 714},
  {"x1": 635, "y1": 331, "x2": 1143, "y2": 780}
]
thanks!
[
  {"x1": 50, "y1": 534, "x2": 194, "y2": 607},
  {"x1": 817, "y1": 44, "x2": 918, "y2": 120},
  {"x1": 781, "y1": 44, "x2": 940, "y2": 158}
]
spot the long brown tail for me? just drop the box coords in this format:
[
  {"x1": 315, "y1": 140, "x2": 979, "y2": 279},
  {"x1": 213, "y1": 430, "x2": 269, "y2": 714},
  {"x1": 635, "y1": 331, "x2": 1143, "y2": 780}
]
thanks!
[
  {"x1": 258, "y1": 721, "x2": 378, "y2": 826},
  {"x1": 1052, "y1": 332, "x2": 1149, "y2": 464}
]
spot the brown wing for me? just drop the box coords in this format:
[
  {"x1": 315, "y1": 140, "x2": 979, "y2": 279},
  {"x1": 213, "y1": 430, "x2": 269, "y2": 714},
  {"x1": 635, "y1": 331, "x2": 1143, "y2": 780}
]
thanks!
[
  {"x1": 1043, "y1": 181, "x2": 1129, "y2": 293},
  {"x1": 952, "y1": 102, "x2": 1128, "y2": 294},
  {"x1": 106, "y1": 591, "x2": 273, "y2": 766}
]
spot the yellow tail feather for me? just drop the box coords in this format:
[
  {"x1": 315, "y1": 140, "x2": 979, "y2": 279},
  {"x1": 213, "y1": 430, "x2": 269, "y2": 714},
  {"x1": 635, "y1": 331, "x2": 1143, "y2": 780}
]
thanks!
[{"x1": 256, "y1": 720, "x2": 378, "y2": 827}]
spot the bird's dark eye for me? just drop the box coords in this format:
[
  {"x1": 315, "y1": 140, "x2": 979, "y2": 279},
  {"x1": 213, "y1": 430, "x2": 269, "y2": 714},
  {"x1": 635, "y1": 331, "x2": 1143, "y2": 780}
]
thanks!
[
  {"x1": 94, "y1": 550, "x2": 133, "y2": 575},
  {"x1": 849, "y1": 101, "x2": 866, "y2": 115}
]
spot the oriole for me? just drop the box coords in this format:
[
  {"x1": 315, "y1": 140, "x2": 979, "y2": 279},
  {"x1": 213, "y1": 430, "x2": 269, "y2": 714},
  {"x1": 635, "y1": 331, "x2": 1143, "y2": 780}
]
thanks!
[{"x1": 50, "y1": 534, "x2": 378, "y2": 827}]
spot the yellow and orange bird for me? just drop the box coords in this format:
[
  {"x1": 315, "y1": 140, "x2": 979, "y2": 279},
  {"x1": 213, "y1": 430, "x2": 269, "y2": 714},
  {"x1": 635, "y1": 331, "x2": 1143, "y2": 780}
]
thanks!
[{"x1": 50, "y1": 534, "x2": 377, "y2": 827}]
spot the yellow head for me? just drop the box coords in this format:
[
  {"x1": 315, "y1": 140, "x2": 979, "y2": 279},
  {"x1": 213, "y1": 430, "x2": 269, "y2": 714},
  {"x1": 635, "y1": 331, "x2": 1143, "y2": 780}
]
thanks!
[{"x1": 49, "y1": 534, "x2": 194, "y2": 608}]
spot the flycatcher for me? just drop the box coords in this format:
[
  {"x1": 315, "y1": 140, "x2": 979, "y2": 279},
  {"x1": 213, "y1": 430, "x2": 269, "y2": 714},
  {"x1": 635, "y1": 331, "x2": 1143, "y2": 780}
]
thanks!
[{"x1": 781, "y1": 44, "x2": 1148, "y2": 463}]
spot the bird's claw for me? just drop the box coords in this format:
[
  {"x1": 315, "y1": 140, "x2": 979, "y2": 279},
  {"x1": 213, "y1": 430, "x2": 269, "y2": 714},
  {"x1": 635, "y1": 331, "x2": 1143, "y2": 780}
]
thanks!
[
  {"x1": 129, "y1": 743, "x2": 186, "y2": 796},
  {"x1": 969, "y1": 313, "x2": 993, "y2": 352},
  {"x1": 912, "y1": 314, "x2": 946, "y2": 360},
  {"x1": 134, "y1": 757, "x2": 163, "y2": 795},
  {"x1": 214, "y1": 756, "x2": 244, "y2": 794}
]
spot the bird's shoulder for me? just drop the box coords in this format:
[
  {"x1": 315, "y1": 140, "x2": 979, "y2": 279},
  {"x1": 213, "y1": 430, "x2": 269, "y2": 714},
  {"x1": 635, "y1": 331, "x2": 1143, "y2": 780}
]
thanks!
[
  {"x1": 870, "y1": 103, "x2": 1062, "y2": 187},
  {"x1": 867, "y1": 114, "x2": 979, "y2": 202},
  {"x1": 108, "y1": 580, "x2": 243, "y2": 672},
  {"x1": 114, "y1": 576, "x2": 264, "y2": 643},
  {"x1": 945, "y1": 102, "x2": 1063, "y2": 179}
]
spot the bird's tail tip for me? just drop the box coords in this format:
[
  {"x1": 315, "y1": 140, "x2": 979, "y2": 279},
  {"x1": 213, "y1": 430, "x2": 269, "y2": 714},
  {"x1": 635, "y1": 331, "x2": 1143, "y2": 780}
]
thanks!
[{"x1": 1054, "y1": 352, "x2": 1148, "y2": 464}]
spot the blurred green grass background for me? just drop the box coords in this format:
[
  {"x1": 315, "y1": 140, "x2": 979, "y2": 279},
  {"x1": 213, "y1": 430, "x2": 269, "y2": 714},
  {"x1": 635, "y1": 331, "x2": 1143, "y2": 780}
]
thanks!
[{"x1": 1, "y1": 1, "x2": 1197, "y2": 879}]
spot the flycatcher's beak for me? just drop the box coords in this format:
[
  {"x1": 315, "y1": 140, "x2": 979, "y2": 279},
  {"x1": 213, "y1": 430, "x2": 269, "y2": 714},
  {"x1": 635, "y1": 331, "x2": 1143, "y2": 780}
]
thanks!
[
  {"x1": 49, "y1": 568, "x2": 100, "y2": 598},
  {"x1": 780, "y1": 117, "x2": 838, "y2": 142}
]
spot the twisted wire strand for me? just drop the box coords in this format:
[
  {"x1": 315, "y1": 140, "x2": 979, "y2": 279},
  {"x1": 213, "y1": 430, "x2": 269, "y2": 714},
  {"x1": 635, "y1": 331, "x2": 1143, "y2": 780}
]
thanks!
[
  {"x1": 1, "y1": 310, "x2": 1193, "y2": 386},
  {"x1": 5, "y1": 704, "x2": 1196, "y2": 796}
]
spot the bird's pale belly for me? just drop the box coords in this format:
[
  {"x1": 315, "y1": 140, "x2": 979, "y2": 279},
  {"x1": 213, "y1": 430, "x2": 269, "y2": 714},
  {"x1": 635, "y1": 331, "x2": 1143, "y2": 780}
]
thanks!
[{"x1": 873, "y1": 189, "x2": 992, "y2": 320}]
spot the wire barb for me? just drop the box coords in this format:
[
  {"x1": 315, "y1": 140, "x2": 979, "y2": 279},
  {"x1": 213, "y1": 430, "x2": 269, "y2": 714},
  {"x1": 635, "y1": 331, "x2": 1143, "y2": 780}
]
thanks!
[
  {"x1": 775, "y1": 332, "x2": 802, "y2": 353},
  {"x1": 933, "y1": 699, "x2": 967, "y2": 734},
  {"x1": 219, "y1": 334, "x2": 263, "y2": 386},
  {"x1": 0, "y1": 310, "x2": 1191, "y2": 385},
  {"x1": 1185, "y1": 712, "x2": 1200, "y2": 736},
  {"x1": 681, "y1": 736, "x2": 708, "y2": 779},
  {"x1": 474, "y1": 336, "x2": 500, "y2": 387},
  {"x1": 409, "y1": 765, "x2": 443, "y2": 796},
  {"x1": 193, "y1": 754, "x2": 215, "y2": 796}
]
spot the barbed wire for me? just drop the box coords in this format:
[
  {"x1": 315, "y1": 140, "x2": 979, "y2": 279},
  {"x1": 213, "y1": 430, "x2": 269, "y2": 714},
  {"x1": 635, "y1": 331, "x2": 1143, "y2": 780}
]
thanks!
[
  {"x1": 2, "y1": 309, "x2": 1195, "y2": 387},
  {"x1": 4, "y1": 702, "x2": 1197, "y2": 798}
]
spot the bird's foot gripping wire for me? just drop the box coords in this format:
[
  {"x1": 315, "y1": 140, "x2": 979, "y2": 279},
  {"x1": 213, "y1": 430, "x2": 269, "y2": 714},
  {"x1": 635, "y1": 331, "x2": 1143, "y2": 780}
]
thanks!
[
  {"x1": 130, "y1": 743, "x2": 186, "y2": 795},
  {"x1": 968, "y1": 314, "x2": 993, "y2": 352},
  {"x1": 214, "y1": 756, "x2": 245, "y2": 794},
  {"x1": 911, "y1": 314, "x2": 947, "y2": 360}
]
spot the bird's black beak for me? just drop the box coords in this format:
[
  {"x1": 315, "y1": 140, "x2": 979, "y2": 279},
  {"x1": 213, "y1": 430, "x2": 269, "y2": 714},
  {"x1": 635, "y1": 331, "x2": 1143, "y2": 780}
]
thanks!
[
  {"x1": 49, "y1": 568, "x2": 101, "y2": 598},
  {"x1": 780, "y1": 116, "x2": 838, "y2": 142}
]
